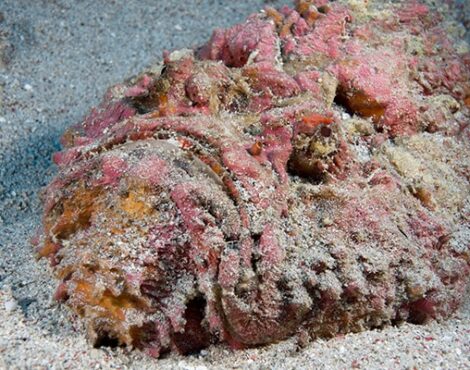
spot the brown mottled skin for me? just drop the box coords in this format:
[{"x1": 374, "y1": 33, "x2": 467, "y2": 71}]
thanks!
[{"x1": 36, "y1": 0, "x2": 470, "y2": 357}]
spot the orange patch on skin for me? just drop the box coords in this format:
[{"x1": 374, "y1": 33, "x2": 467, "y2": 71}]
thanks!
[
  {"x1": 75, "y1": 280, "x2": 95, "y2": 301},
  {"x1": 147, "y1": 94, "x2": 175, "y2": 117},
  {"x1": 412, "y1": 187, "x2": 435, "y2": 210},
  {"x1": 464, "y1": 97, "x2": 470, "y2": 107},
  {"x1": 42, "y1": 184, "x2": 155, "y2": 256},
  {"x1": 158, "y1": 94, "x2": 177, "y2": 116},
  {"x1": 39, "y1": 184, "x2": 104, "y2": 258},
  {"x1": 128, "y1": 130, "x2": 154, "y2": 141},
  {"x1": 340, "y1": 90, "x2": 386, "y2": 122},
  {"x1": 280, "y1": 21, "x2": 294, "y2": 38},
  {"x1": 60, "y1": 128, "x2": 76, "y2": 148},
  {"x1": 301, "y1": 113, "x2": 334, "y2": 127},
  {"x1": 37, "y1": 240, "x2": 60, "y2": 258},
  {"x1": 210, "y1": 162, "x2": 224, "y2": 176},
  {"x1": 177, "y1": 137, "x2": 194, "y2": 150},
  {"x1": 111, "y1": 227, "x2": 124, "y2": 235},
  {"x1": 296, "y1": 0, "x2": 310, "y2": 14},
  {"x1": 120, "y1": 188, "x2": 154, "y2": 218},
  {"x1": 265, "y1": 7, "x2": 284, "y2": 26},
  {"x1": 242, "y1": 67, "x2": 259, "y2": 82},
  {"x1": 197, "y1": 153, "x2": 226, "y2": 177},
  {"x1": 304, "y1": 11, "x2": 320, "y2": 26},
  {"x1": 248, "y1": 141, "x2": 263, "y2": 156},
  {"x1": 75, "y1": 280, "x2": 147, "y2": 321},
  {"x1": 296, "y1": 0, "x2": 320, "y2": 26}
]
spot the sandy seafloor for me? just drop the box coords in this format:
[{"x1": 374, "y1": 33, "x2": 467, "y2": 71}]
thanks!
[{"x1": 0, "y1": 0, "x2": 469, "y2": 369}]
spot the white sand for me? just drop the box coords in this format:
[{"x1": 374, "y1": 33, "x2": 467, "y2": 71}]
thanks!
[{"x1": 0, "y1": 0, "x2": 469, "y2": 368}]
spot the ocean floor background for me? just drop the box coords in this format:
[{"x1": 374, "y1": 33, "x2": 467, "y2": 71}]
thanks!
[{"x1": 0, "y1": 1, "x2": 469, "y2": 368}]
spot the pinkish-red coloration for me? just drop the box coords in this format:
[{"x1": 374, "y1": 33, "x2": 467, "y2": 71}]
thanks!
[
  {"x1": 199, "y1": 15, "x2": 279, "y2": 68},
  {"x1": 36, "y1": 0, "x2": 470, "y2": 358}
]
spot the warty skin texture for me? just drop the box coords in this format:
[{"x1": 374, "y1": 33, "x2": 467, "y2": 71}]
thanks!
[{"x1": 35, "y1": 0, "x2": 470, "y2": 357}]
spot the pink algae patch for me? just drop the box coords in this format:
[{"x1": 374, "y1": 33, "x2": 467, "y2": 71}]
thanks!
[
  {"x1": 294, "y1": 70, "x2": 322, "y2": 95},
  {"x1": 97, "y1": 156, "x2": 128, "y2": 186},
  {"x1": 83, "y1": 100, "x2": 136, "y2": 139},
  {"x1": 288, "y1": 4, "x2": 351, "y2": 59},
  {"x1": 396, "y1": 2, "x2": 430, "y2": 23},
  {"x1": 200, "y1": 16, "x2": 278, "y2": 67},
  {"x1": 130, "y1": 155, "x2": 169, "y2": 186},
  {"x1": 124, "y1": 75, "x2": 153, "y2": 98}
]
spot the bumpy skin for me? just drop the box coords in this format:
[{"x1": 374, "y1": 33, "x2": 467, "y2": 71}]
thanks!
[{"x1": 36, "y1": 0, "x2": 470, "y2": 357}]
